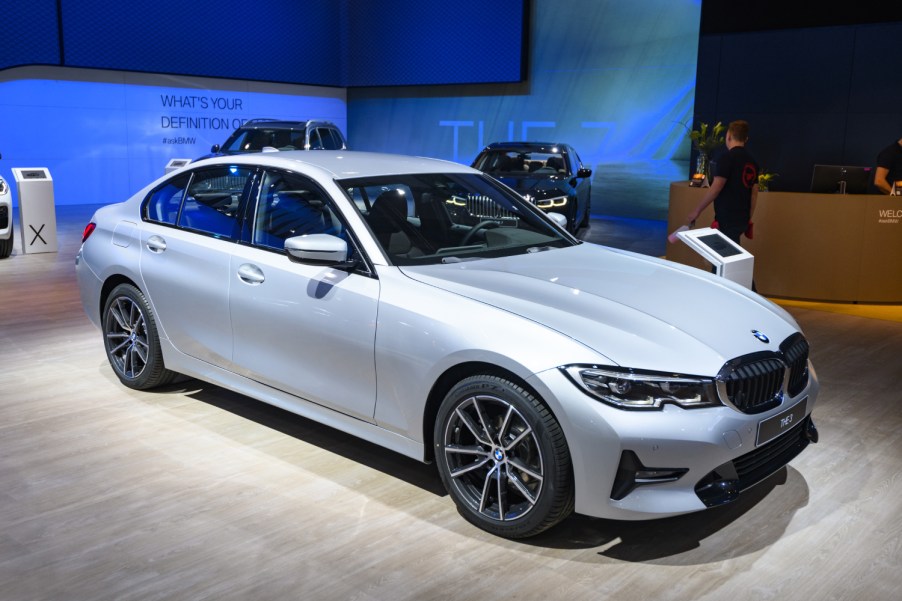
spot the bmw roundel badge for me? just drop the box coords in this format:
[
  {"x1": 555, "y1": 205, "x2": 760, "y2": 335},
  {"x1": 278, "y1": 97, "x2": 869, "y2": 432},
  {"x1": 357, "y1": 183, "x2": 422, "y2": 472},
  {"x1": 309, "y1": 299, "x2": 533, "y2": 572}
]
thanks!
[{"x1": 751, "y1": 329, "x2": 770, "y2": 343}]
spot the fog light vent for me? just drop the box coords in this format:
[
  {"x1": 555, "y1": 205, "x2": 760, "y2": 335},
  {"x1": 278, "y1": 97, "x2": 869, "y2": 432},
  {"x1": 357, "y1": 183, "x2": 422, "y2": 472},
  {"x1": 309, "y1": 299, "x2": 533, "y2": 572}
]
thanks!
[{"x1": 611, "y1": 450, "x2": 688, "y2": 500}]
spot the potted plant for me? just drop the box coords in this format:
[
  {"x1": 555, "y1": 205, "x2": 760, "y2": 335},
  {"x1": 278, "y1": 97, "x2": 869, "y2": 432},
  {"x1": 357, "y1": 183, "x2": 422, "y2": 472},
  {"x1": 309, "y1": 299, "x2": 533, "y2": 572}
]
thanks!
[
  {"x1": 689, "y1": 121, "x2": 724, "y2": 182},
  {"x1": 758, "y1": 169, "x2": 778, "y2": 192}
]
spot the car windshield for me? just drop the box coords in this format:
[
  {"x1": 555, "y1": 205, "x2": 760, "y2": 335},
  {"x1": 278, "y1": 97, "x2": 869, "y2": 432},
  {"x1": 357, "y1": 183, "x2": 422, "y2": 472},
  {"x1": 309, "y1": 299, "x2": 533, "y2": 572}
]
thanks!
[
  {"x1": 221, "y1": 128, "x2": 305, "y2": 152},
  {"x1": 473, "y1": 150, "x2": 570, "y2": 177},
  {"x1": 339, "y1": 173, "x2": 575, "y2": 266}
]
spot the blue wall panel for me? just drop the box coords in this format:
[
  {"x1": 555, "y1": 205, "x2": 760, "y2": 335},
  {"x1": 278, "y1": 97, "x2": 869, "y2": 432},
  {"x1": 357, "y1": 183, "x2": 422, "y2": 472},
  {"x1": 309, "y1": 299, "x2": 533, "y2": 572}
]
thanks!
[
  {"x1": 0, "y1": 0, "x2": 60, "y2": 67},
  {"x1": 345, "y1": 0, "x2": 525, "y2": 86},
  {"x1": 59, "y1": 0, "x2": 343, "y2": 85},
  {"x1": 1, "y1": 0, "x2": 526, "y2": 88}
]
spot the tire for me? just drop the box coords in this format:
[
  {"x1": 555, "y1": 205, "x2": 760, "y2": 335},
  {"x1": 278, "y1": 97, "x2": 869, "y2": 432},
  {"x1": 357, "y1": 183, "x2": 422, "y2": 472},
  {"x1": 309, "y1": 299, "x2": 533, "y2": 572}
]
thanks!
[
  {"x1": 102, "y1": 283, "x2": 177, "y2": 390},
  {"x1": 0, "y1": 228, "x2": 13, "y2": 259},
  {"x1": 434, "y1": 375, "x2": 574, "y2": 539}
]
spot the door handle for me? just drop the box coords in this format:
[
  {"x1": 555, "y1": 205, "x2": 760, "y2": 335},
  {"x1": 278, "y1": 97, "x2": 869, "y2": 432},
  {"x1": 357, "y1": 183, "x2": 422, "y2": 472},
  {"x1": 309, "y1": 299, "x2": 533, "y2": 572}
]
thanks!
[
  {"x1": 146, "y1": 235, "x2": 167, "y2": 253},
  {"x1": 237, "y1": 263, "x2": 265, "y2": 285}
]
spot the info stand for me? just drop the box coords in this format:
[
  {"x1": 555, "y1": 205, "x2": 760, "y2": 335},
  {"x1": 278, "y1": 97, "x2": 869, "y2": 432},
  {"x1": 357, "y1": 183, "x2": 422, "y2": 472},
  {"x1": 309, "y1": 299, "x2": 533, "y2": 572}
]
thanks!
[
  {"x1": 676, "y1": 227, "x2": 754, "y2": 289},
  {"x1": 165, "y1": 158, "x2": 192, "y2": 174},
  {"x1": 12, "y1": 168, "x2": 58, "y2": 254}
]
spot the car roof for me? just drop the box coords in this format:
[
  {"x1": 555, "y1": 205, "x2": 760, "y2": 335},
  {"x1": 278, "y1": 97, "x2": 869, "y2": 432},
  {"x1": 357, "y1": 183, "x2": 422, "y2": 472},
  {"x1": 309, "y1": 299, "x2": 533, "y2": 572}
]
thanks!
[
  {"x1": 238, "y1": 119, "x2": 336, "y2": 130},
  {"x1": 191, "y1": 150, "x2": 478, "y2": 179}
]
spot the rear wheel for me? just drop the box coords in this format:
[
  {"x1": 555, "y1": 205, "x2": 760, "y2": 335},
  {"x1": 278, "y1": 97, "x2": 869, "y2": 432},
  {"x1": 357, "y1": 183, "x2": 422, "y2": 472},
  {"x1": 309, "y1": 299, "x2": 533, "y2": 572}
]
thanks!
[
  {"x1": 434, "y1": 375, "x2": 573, "y2": 538},
  {"x1": 102, "y1": 283, "x2": 177, "y2": 389}
]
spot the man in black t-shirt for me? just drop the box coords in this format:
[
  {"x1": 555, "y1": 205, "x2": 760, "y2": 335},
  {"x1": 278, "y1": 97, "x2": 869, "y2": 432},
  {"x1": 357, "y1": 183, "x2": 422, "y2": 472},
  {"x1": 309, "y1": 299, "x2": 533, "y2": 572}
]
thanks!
[
  {"x1": 873, "y1": 138, "x2": 902, "y2": 194},
  {"x1": 687, "y1": 120, "x2": 759, "y2": 245}
]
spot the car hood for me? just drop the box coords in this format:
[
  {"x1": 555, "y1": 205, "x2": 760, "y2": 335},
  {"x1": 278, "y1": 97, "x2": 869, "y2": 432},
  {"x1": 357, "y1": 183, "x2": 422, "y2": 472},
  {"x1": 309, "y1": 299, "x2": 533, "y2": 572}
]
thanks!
[
  {"x1": 400, "y1": 244, "x2": 800, "y2": 375},
  {"x1": 495, "y1": 175, "x2": 572, "y2": 196}
]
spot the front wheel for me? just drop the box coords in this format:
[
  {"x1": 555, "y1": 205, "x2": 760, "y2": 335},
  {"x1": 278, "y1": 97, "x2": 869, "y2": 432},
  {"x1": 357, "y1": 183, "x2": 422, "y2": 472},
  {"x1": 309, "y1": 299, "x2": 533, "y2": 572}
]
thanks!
[
  {"x1": 434, "y1": 375, "x2": 574, "y2": 538},
  {"x1": 102, "y1": 283, "x2": 177, "y2": 390}
]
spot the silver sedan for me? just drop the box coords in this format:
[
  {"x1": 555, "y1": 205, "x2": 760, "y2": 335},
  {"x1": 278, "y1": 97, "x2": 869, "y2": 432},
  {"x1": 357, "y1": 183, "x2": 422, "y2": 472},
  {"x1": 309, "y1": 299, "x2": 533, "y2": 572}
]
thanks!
[{"x1": 76, "y1": 151, "x2": 819, "y2": 539}]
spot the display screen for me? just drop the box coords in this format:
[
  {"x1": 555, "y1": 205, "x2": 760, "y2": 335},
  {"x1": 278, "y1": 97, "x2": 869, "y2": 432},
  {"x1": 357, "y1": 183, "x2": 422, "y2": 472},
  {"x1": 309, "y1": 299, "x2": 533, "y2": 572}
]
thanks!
[
  {"x1": 697, "y1": 233, "x2": 743, "y2": 258},
  {"x1": 809, "y1": 164, "x2": 872, "y2": 194}
]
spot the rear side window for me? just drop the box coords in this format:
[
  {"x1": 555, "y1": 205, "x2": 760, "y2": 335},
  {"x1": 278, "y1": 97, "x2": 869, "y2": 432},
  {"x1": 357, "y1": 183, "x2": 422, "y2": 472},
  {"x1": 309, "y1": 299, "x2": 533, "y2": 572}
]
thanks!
[
  {"x1": 144, "y1": 173, "x2": 191, "y2": 225},
  {"x1": 178, "y1": 166, "x2": 254, "y2": 239}
]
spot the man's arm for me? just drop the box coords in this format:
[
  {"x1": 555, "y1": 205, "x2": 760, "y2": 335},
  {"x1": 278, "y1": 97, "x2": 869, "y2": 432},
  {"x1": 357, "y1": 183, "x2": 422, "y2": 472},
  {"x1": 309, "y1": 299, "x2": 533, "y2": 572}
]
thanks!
[
  {"x1": 687, "y1": 176, "x2": 726, "y2": 224},
  {"x1": 750, "y1": 183, "x2": 758, "y2": 219},
  {"x1": 874, "y1": 166, "x2": 892, "y2": 194}
]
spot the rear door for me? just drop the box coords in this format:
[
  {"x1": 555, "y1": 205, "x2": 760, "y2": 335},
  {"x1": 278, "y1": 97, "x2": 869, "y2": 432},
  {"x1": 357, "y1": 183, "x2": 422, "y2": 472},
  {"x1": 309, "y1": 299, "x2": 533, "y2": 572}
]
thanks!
[{"x1": 139, "y1": 165, "x2": 256, "y2": 367}]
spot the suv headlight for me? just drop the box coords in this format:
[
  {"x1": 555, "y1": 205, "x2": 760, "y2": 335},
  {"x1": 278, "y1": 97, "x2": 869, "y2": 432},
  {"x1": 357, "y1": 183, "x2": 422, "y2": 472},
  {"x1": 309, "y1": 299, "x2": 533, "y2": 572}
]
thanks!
[{"x1": 562, "y1": 365, "x2": 720, "y2": 410}]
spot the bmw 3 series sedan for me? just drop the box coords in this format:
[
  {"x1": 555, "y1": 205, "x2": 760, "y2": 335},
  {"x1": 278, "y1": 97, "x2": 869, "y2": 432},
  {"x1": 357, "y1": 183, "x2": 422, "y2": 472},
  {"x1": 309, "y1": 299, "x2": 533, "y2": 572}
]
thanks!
[{"x1": 76, "y1": 151, "x2": 819, "y2": 539}]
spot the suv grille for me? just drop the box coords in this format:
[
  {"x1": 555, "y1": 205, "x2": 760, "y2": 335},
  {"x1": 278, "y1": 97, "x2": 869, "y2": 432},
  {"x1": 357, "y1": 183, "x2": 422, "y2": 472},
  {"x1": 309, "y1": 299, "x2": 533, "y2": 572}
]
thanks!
[{"x1": 716, "y1": 334, "x2": 810, "y2": 414}]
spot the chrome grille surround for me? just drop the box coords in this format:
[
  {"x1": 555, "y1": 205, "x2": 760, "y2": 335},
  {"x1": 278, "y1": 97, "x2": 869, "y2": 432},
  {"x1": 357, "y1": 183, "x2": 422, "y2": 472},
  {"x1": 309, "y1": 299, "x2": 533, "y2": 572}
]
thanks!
[{"x1": 715, "y1": 333, "x2": 810, "y2": 414}]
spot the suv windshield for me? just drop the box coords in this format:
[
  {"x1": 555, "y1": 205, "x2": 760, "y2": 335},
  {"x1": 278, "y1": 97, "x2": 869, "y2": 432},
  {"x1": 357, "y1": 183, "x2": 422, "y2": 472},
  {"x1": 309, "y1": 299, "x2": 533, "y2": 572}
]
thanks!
[
  {"x1": 217, "y1": 121, "x2": 346, "y2": 154},
  {"x1": 339, "y1": 173, "x2": 574, "y2": 266},
  {"x1": 221, "y1": 127, "x2": 306, "y2": 152}
]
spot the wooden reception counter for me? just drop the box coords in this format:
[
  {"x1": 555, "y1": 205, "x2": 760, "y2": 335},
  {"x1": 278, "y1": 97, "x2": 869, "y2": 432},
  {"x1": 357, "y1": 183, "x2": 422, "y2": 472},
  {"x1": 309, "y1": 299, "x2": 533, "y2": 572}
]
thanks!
[{"x1": 666, "y1": 183, "x2": 902, "y2": 302}]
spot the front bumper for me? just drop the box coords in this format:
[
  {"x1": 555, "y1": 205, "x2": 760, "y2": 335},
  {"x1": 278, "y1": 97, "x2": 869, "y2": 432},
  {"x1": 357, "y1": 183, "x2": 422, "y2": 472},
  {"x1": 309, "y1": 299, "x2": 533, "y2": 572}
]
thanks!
[{"x1": 527, "y1": 363, "x2": 819, "y2": 520}]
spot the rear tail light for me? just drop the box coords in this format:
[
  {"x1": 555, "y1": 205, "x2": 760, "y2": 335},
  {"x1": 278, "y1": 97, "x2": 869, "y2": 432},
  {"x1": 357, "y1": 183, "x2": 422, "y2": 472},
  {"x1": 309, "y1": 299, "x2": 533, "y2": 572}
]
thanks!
[{"x1": 82, "y1": 222, "x2": 96, "y2": 242}]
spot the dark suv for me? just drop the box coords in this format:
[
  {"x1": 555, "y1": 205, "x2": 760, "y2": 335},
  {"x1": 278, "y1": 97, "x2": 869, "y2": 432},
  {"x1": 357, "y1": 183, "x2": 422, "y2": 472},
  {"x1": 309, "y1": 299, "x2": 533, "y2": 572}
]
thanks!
[
  {"x1": 205, "y1": 119, "x2": 347, "y2": 158},
  {"x1": 471, "y1": 142, "x2": 592, "y2": 233}
]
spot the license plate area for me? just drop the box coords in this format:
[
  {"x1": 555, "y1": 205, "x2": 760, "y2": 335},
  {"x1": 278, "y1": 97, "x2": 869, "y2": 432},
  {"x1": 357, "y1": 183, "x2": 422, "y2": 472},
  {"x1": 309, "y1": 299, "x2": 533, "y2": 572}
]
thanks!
[{"x1": 757, "y1": 397, "x2": 808, "y2": 446}]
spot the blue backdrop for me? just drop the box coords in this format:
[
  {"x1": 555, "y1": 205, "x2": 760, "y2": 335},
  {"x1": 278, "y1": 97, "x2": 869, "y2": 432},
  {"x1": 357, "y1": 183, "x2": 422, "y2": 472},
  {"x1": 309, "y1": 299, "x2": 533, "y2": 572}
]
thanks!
[
  {"x1": 349, "y1": 0, "x2": 702, "y2": 219},
  {"x1": 0, "y1": 0, "x2": 700, "y2": 219}
]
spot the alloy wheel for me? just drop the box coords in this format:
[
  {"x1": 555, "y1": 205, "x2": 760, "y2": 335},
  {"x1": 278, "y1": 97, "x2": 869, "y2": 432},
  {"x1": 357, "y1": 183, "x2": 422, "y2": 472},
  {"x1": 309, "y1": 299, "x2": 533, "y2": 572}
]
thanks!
[
  {"x1": 441, "y1": 393, "x2": 545, "y2": 522},
  {"x1": 105, "y1": 295, "x2": 149, "y2": 380}
]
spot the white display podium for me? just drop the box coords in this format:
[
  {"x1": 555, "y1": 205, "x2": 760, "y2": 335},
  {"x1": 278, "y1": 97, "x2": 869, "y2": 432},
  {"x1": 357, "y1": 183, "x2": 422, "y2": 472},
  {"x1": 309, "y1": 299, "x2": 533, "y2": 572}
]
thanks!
[
  {"x1": 12, "y1": 168, "x2": 58, "y2": 254},
  {"x1": 676, "y1": 226, "x2": 754, "y2": 289},
  {"x1": 165, "y1": 158, "x2": 192, "y2": 174}
]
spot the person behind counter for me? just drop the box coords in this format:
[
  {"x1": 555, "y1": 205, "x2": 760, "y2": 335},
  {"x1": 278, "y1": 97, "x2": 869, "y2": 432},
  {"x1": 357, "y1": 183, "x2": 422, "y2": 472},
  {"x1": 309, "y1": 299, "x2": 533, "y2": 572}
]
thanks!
[
  {"x1": 686, "y1": 120, "x2": 759, "y2": 246},
  {"x1": 873, "y1": 137, "x2": 902, "y2": 194}
]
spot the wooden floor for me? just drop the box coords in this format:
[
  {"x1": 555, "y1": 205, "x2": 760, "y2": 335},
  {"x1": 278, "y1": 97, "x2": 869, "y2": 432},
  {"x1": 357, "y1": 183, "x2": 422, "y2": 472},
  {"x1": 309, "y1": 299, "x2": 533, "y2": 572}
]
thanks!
[{"x1": 2, "y1": 206, "x2": 901, "y2": 601}]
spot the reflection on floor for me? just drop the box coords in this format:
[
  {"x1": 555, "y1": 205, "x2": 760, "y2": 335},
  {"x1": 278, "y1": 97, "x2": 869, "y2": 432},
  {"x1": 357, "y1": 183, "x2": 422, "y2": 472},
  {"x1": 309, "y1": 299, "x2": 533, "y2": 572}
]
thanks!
[
  {"x1": 772, "y1": 298, "x2": 902, "y2": 324},
  {"x1": 579, "y1": 214, "x2": 667, "y2": 257}
]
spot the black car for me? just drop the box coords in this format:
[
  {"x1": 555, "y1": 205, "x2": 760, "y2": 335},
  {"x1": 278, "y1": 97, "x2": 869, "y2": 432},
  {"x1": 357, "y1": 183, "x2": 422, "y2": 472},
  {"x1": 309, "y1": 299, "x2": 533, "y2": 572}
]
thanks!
[
  {"x1": 471, "y1": 142, "x2": 592, "y2": 232},
  {"x1": 202, "y1": 119, "x2": 347, "y2": 159}
]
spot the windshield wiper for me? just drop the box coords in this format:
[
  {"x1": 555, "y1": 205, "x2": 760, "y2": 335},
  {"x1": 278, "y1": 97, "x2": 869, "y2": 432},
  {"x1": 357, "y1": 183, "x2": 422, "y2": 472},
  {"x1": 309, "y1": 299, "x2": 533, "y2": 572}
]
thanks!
[{"x1": 441, "y1": 256, "x2": 483, "y2": 263}]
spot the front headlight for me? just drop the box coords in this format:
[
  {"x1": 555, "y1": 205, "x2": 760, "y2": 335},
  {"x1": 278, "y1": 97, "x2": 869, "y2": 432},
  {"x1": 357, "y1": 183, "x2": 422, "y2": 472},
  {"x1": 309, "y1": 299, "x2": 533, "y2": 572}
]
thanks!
[
  {"x1": 562, "y1": 365, "x2": 721, "y2": 410},
  {"x1": 534, "y1": 195, "x2": 568, "y2": 209}
]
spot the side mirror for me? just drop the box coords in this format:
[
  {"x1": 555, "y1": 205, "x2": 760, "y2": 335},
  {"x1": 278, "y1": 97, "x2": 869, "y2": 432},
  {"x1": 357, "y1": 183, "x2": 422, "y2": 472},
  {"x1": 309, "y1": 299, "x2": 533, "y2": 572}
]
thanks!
[
  {"x1": 211, "y1": 144, "x2": 220, "y2": 153},
  {"x1": 547, "y1": 212, "x2": 568, "y2": 228},
  {"x1": 576, "y1": 167, "x2": 593, "y2": 178},
  {"x1": 285, "y1": 233, "x2": 357, "y2": 269}
]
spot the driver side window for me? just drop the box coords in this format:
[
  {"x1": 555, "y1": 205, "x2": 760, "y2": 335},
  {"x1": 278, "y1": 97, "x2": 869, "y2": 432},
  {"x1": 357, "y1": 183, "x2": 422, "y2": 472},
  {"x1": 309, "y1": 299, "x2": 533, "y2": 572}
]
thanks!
[{"x1": 252, "y1": 170, "x2": 344, "y2": 252}]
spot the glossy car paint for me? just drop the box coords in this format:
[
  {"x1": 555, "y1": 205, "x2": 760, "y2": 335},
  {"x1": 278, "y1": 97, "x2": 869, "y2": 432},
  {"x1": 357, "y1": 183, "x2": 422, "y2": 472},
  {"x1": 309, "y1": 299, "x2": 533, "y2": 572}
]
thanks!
[{"x1": 76, "y1": 151, "x2": 818, "y2": 523}]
